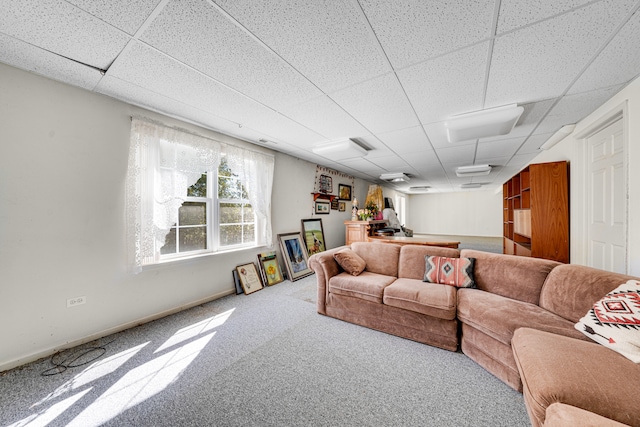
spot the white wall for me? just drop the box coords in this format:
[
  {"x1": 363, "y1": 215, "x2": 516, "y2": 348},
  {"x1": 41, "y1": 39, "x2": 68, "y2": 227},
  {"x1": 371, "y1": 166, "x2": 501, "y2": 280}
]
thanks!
[
  {"x1": 529, "y1": 77, "x2": 640, "y2": 276},
  {"x1": 0, "y1": 63, "x2": 372, "y2": 370},
  {"x1": 407, "y1": 190, "x2": 503, "y2": 237}
]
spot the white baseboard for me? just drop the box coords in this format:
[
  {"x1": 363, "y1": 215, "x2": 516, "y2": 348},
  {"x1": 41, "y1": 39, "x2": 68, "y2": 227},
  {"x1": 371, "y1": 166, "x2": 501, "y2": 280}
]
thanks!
[{"x1": 0, "y1": 289, "x2": 235, "y2": 373}]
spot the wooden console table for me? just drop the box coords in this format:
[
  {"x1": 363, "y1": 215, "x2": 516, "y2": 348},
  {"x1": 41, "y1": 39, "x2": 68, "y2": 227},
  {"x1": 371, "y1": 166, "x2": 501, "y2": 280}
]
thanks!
[
  {"x1": 367, "y1": 235, "x2": 460, "y2": 249},
  {"x1": 344, "y1": 220, "x2": 387, "y2": 245}
]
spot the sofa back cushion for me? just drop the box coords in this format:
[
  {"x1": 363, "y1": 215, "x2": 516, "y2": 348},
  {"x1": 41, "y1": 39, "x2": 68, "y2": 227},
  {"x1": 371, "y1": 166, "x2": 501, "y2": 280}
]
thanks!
[
  {"x1": 460, "y1": 249, "x2": 560, "y2": 305},
  {"x1": 539, "y1": 264, "x2": 639, "y2": 322},
  {"x1": 351, "y1": 242, "x2": 401, "y2": 277},
  {"x1": 398, "y1": 245, "x2": 460, "y2": 280}
]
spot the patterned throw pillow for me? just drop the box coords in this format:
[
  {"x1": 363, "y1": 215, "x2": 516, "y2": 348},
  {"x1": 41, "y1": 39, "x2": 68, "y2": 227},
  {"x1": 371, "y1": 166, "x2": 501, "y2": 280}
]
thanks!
[
  {"x1": 423, "y1": 256, "x2": 476, "y2": 288},
  {"x1": 334, "y1": 248, "x2": 367, "y2": 276},
  {"x1": 575, "y1": 280, "x2": 640, "y2": 363}
]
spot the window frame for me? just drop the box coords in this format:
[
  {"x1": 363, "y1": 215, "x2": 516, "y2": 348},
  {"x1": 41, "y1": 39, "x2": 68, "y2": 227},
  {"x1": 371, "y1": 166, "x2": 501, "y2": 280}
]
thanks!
[{"x1": 158, "y1": 162, "x2": 257, "y2": 262}]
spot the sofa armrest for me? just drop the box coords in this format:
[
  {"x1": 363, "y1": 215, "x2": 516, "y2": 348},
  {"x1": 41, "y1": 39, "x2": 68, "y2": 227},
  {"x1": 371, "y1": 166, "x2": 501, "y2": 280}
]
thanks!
[{"x1": 308, "y1": 246, "x2": 347, "y2": 315}]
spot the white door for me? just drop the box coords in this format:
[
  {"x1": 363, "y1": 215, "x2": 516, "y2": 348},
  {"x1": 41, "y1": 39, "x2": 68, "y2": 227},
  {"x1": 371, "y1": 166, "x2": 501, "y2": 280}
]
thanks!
[{"x1": 587, "y1": 118, "x2": 626, "y2": 273}]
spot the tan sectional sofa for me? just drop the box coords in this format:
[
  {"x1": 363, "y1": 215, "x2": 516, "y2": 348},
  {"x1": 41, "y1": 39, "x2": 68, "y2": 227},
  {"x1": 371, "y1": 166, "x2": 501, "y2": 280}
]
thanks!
[{"x1": 308, "y1": 242, "x2": 640, "y2": 427}]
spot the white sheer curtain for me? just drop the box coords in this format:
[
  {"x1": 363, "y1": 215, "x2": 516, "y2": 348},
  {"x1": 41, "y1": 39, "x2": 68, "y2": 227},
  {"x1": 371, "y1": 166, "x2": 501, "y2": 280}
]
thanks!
[
  {"x1": 225, "y1": 145, "x2": 275, "y2": 247},
  {"x1": 125, "y1": 118, "x2": 274, "y2": 273}
]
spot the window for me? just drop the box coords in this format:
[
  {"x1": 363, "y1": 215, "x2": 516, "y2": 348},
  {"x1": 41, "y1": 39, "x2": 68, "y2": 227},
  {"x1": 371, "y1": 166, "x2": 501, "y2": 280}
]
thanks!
[
  {"x1": 160, "y1": 159, "x2": 256, "y2": 258},
  {"x1": 161, "y1": 174, "x2": 211, "y2": 256},
  {"x1": 126, "y1": 118, "x2": 274, "y2": 273},
  {"x1": 217, "y1": 159, "x2": 255, "y2": 248}
]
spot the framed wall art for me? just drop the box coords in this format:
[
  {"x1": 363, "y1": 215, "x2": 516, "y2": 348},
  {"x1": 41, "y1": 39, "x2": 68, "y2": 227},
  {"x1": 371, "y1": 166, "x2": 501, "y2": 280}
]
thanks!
[
  {"x1": 257, "y1": 251, "x2": 284, "y2": 286},
  {"x1": 301, "y1": 218, "x2": 326, "y2": 256},
  {"x1": 318, "y1": 174, "x2": 333, "y2": 193},
  {"x1": 277, "y1": 232, "x2": 313, "y2": 281},
  {"x1": 314, "y1": 199, "x2": 330, "y2": 214},
  {"x1": 236, "y1": 262, "x2": 264, "y2": 295},
  {"x1": 338, "y1": 184, "x2": 352, "y2": 200}
]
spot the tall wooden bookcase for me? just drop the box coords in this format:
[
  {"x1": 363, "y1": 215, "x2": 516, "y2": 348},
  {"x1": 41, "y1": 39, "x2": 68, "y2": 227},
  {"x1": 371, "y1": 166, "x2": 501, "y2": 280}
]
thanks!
[{"x1": 502, "y1": 161, "x2": 569, "y2": 263}]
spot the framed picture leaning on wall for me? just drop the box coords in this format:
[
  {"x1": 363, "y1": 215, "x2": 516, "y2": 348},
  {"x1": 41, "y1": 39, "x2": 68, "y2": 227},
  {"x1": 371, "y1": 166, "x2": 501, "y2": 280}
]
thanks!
[
  {"x1": 301, "y1": 218, "x2": 326, "y2": 256},
  {"x1": 236, "y1": 262, "x2": 263, "y2": 295},
  {"x1": 277, "y1": 232, "x2": 314, "y2": 281}
]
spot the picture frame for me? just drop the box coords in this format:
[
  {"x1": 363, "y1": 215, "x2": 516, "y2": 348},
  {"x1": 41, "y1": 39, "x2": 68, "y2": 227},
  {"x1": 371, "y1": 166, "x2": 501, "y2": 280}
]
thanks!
[
  {"x1": 278, "y1": 232, "x2": 314, "y2": 281},
  {"x1": 232, "y1": 269, "x2": 243, "y2": 295},
  {"x1": 314, "y1": 199, "x2": 330, "y2": 214},
  {"x1": 338, "y1": 184, "x2": 352, "y2": 201},
  {"x1": 318, "y1": 174, "x2": 333, "y2": 193},
  {"x1": 339, "y1": 201, "x2": 346, "y2": 212},
  {"x1": 301, "y1": 218, "x2": 326, "y2": 256},
  {"x1": 331, "y1": 198, "x2": 339, "y2": 210},
  {"x1": 257, "y1": 251, "x2": 284, "y2": 286},
  {"x1": 260, "y1": 257, "x2": 284, "y2": 286},
  {"x1": 236, "y1": 262, "x2": 264, "y2": 295}
]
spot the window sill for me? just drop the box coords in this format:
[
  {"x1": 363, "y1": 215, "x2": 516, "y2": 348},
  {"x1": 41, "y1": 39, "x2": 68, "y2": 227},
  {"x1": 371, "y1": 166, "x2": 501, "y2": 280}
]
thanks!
[{"x1": 142, "y1": 245, "x2": 267, "y2": 271}]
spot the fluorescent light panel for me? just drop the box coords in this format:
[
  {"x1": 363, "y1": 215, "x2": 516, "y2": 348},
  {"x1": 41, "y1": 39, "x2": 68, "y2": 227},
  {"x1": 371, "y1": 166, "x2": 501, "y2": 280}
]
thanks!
[
  {"x1": 460, "y1": 183, "x2": 483, "y2": 189},
  {"x1": 380, "y1": 172, "x2": 410, "y2": 182},
  {"x1": 456, "y1": 164, "x2": 492, "y2": 177},
  {"x1": 445, "y1": 104, "x2": 524, "y2": 143},
  {"x1": 312, "y1": 138, "x2": 367, "y2": 160}
]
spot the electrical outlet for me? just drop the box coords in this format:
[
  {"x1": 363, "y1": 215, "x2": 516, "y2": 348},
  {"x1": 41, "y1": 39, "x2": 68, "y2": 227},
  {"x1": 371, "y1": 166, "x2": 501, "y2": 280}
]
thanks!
[{"x1": 67, "y1": 296, "x2": 86, "y2": 308}]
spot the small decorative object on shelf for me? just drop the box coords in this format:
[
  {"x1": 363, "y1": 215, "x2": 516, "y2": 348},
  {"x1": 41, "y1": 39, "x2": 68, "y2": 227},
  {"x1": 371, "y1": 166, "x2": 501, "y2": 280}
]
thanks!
[{"x1": 351, "y1": 197, "x2": 358, "y2": 220}]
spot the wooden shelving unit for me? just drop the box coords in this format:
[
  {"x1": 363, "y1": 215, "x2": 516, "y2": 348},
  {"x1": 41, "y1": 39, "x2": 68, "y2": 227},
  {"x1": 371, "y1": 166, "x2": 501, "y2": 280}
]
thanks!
[{"x1": 502, "y1": 161, "x2": 569, "y2": 263}]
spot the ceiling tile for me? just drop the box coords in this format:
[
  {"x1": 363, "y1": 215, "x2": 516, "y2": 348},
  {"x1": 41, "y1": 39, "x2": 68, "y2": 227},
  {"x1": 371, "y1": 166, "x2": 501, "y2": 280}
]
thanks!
[
  {"x1": 366, "y1": 155, "x2": 411, "y2": 171},
  {"x1": 212, "y1": 0, "x2": 389, "y2": 92},
  {"x1": 0, "y1": 0, "x2": 131, "y2": 69},
  {"x1": 66, "y1": 0, "x2": 160, "y2": 35},
  {"x1": 569, "y1": 10, "x2": 640, "y2": 94},
  {"x1": 538, "y1": 85, "x2": 623, "y2": 134},
  {"x1": 486, "y1": 0, "x2": 636, "y2": 106},
  {"x1": 0, "y1": 33, "x2": 102, "y2": 90},
  {"x1": 517, "y1": 133, "x2": 553, "y2": 154},
  {"x1": 359, "y1": 0, "x2": 495, "y2": 69},
  {"x1": 278, "y1": 96, "x2": 369, "y2": 140},
  {"x1": 140, "y1": 0, "x2": 323, "y2": 111},
  {"x1": 107, "y1": 42, "x2": 291, "y2": 128},
  {"x1": 330, "y1": 73, "x2": 420, "y2": 134},
  {"x1": 377, "y1": 126, "x2": 433, "y2": 154},
  {"x1": 496, "y1": 0, "x2": 594, "y2": 34},
  {"x1": 476, "y1": 137, "x2": 525, "y2": 161},
  {"x1": 435, "y1": 145, "x2": 476, "y2": 165},
  {"x1": 398, "y1": 43, "x2": 488, "y2": 124}
]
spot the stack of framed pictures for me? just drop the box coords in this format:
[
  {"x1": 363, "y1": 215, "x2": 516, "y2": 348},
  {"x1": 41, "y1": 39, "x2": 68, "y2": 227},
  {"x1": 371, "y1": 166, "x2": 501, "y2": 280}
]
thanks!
[
  {"x1": 277, "y1": 232, "x2": 314, "y2": 281},
  {"x1": 233, "y1": 262, "x2": 263, "y2": 295},
  {"x1": 256, "y1": 251, "x2": 284, "y2": 286}
]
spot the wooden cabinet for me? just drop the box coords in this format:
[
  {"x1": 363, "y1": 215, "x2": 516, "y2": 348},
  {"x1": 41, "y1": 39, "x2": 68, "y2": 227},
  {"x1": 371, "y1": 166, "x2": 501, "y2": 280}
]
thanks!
[
  {"x1": 344, "y1": 220, "x2": 387, "y2": 245},
  {"x1": 503, "y1": 161, "x2": 569, "y2": 263}
]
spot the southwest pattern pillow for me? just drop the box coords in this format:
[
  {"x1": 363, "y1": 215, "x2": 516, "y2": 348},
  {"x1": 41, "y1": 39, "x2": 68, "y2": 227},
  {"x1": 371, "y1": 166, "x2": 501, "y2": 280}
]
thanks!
[
  {"x1": 575, "y1": 280, "x2": 640, "y2": 363},
  {"x1": 423, "y1": 256, "x2": 476, "y2": 288}
]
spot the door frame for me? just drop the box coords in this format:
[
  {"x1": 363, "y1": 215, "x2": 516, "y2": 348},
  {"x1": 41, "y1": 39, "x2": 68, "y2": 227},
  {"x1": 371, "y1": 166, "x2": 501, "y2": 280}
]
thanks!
[{"x1": 574, "y1": 100, "x2": 629, "y2": 273}]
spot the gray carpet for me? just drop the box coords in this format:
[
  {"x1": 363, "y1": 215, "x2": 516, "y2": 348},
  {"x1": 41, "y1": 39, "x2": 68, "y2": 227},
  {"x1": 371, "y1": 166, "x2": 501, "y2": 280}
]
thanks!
[{"x1": 0, "y1": 274, "x2": 529, "y2": 427}]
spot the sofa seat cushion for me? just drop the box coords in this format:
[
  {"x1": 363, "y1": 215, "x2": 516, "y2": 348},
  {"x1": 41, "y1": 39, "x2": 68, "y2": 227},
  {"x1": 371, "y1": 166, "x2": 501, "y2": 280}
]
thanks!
[
  {"x1": 457, "y1": 289, "x2": 586, "y2": 346},
  {"x1": 512, "y1": 328, "x2": 640, "y2": 427},
  {"x1": 329, "y1": 272, "x2": 396, "y2": 303},
  {"x1": 544, "y1": 403, "x2": 631, "y2": 427},
  {"x1": 383, "y1": 278, "x2": 457, "y2": 320}
]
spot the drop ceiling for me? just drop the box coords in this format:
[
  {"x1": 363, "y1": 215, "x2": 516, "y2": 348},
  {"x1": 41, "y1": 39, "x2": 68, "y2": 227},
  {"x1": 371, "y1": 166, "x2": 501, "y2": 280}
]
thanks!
[{"x1": 2, "y1": 0, "x2": 640, "y2": 193}]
